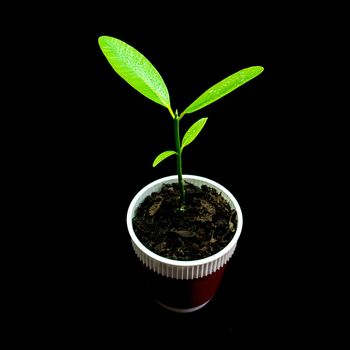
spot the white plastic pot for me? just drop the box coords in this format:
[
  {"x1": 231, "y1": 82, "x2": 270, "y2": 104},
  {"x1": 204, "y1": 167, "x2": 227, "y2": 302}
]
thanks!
[{"x1": 127, "y1": 175, "x2": 243, "y2": 313}]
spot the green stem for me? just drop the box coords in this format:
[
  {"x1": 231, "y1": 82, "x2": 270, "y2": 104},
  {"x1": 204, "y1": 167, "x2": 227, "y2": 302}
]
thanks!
[{"x1": 174, "y1": 111, "x2": 185, "y2": 206}]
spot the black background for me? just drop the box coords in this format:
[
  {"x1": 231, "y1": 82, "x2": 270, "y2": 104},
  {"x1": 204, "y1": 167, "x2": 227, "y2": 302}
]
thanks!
[{"x1": 14, "y1": 4, "x2": 336, "y2": 347}]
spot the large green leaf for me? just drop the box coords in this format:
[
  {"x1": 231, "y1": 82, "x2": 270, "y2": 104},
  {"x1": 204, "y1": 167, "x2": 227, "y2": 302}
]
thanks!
[
  {"x1": 98, "y1": 36, "x2": 170, "y2": 108},
  {"x1": 152, "y1": 150, "x2": 177, "y2": 167},
  {"x1": 182, "y1": 66, "x2": 264, "y2": 116},
  {"x1": 181, "y1": 118, "x2": 208, "y2": 151}
]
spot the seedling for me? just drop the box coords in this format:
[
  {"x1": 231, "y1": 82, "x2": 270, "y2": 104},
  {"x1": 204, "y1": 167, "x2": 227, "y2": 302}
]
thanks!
[{"x1": 98, "y1": 36, "x2": 263, "y2": 209}]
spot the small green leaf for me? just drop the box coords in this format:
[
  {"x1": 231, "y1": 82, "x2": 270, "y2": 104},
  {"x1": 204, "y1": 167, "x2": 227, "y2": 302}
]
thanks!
[
  {"x1": 152, "y1": 150, "x2": 177, "y2": 167},
  {"x1": 181, "y1": 118, "x2": 208, "y2": 151},
  {"x1": 182, "y1": 66, "x2": 264, "y2": 116},
  {"x1": 98, "y1": 36, "x2": 170, "y2": 108}
]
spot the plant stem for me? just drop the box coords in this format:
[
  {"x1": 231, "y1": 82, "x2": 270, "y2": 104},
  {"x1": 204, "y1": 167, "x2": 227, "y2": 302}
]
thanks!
[{"x1": 174, "y1": 112, "x2": 185, "y2": 206}]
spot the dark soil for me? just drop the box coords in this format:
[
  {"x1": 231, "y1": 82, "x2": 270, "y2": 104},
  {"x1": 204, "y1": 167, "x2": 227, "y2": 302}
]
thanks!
[{"x1": 132, "y1": 181, "x2": 237, "y2": 261}]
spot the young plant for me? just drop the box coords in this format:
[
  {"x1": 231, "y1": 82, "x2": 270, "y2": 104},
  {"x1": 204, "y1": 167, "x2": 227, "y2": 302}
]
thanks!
[{"x1": 98, "y1": 36, "x2": 263, "y2": 209}]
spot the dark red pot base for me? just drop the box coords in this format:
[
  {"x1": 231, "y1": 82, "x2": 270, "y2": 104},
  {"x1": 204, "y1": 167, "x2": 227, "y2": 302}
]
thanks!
[{"x1": 142, "y1": 264, "x2": 227, "y2": 312}]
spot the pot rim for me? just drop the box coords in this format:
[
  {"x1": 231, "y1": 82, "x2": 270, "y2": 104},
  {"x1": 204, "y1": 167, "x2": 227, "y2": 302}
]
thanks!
[{"x1": 126, "y1": 174, "x2": 243, "y2": 268}]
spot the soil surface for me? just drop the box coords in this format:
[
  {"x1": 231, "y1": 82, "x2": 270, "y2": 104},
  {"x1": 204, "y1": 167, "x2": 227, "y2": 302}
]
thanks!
[{"x1": 132, "y1": 181, "x2": 237, "y2": 261}]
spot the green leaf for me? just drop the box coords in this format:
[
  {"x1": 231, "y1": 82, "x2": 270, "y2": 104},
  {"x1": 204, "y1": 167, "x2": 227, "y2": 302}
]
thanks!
[
  {"x1": 182, "y1": 66, "x2": 264, "y2": 116},
  {"x1": 181, "y1": 118, "x2": 208, "y2": 151},
  {"x1": 98, "y1": 36, "x2": 170, "y2": 109},
  {"x1": 152, "y1": 150, "x2": 177, "y2": 167}
]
